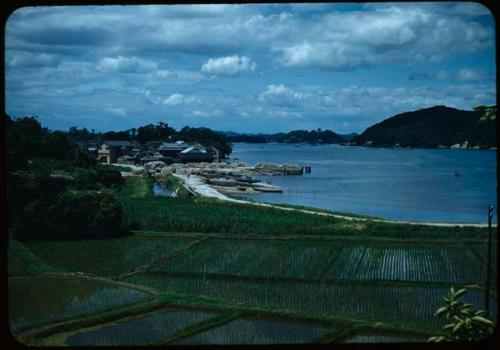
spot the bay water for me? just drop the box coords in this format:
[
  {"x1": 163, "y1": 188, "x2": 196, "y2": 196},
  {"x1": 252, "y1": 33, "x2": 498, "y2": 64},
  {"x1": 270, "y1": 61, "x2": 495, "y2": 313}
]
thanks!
[{"x1": 231, "y1": 143, "x2": 497, "y2": 223}]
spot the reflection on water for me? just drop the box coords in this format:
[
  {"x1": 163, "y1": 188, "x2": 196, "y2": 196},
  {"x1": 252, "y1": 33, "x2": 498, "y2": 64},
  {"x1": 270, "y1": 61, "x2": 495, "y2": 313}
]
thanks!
[
  {"x1": 152, "y1": 182, "x2": 174, "y2": 197},
  {"x1": 231, "y1": 143, "x2": 497, "y2": 223}
]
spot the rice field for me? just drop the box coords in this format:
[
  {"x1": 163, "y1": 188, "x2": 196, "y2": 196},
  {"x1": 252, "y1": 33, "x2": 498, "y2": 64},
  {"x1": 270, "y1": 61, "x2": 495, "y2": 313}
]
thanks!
[
  {"x1": 324, "y1": 244, "x2": 484, "y2": 284},
  {"x1": 65, "y1": 309, "x2": 216, "y2": 346},
  {"x1": 173, "y1": 318, "x2": 332, "y2": 345},
  {"x1": 338, "y1": 332, "x2": 427, "y2": 343},
  {"x1": 124, "y1": 274, "x2": 496, "y2": 329},
  {"x1": 152, "y1": 239, "x2": 338, "y2": 278},
  {"x1": 27, "y1": 236, "x2": 196, "y2": 277},
  {"x1": 9, "y1": 276, "x2": 154, "y2": 333}
]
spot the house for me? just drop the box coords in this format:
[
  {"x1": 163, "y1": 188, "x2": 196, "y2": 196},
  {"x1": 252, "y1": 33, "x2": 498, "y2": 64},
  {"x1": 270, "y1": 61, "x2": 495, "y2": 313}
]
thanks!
[
  {"x1": 158, "y1": 140, "x2": 189, "y2": 156},
  {"x1": 179, "y1": 144, "x2": 215, "y2": 163},
  {"x1": 97, "y1": 141, "x2": 134, "y2": 164}
]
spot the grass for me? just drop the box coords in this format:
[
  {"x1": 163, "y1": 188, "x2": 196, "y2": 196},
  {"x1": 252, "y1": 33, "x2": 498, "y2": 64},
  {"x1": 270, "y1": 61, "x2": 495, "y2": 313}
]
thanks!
[
  {"x1": 267, "y1": 202, "x2": 383, "y2": 219},
  {"x1": 171, "y1": 317, "x2": 332, "y2": 345},
  {"x1": 8, "y1": 240, "x2": 61, "y2": 276},
  {"x1": 116, "y1": 177, "x2": 489, "y2": 241},
  {"x1": 105, "y1": 164, "x2": 134, "y2": 172},
  {"x1": 27, "y1": 236, "x2": 197, "y2": 278},
  {"x1": 9, "y1": 275, "x2": 153, "y2": 334}
]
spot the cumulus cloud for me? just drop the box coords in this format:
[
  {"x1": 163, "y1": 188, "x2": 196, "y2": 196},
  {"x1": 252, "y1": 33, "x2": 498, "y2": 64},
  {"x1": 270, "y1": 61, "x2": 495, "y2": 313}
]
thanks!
[
  {"x1": 457, "y1": 68, "x2": 487, "y2": 81},
  {"x1": 259, "y1": 84, "x2": 303, "y2": 106},
  {"x1": 97, "y1": 56, "x2": 157, "y2": 73},
  {"x1": 201, "y1": 55, "x2": 256, "y2": 75},
  {"x1": 276, "y1": 5, "x2": 493, "y2": 70},
  {"x1": 162, "y1": 93, "x2": 198, "y2": 106}
]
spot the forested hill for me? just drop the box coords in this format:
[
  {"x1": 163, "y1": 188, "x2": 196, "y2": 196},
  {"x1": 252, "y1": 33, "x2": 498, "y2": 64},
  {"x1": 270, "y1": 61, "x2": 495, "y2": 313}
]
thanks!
[
  {"x1": 225, "y1": 129, "x2": 346, "y2": 144},
  {"x1": 352, "y1": 105, "x2": 496, "y2": 149}
]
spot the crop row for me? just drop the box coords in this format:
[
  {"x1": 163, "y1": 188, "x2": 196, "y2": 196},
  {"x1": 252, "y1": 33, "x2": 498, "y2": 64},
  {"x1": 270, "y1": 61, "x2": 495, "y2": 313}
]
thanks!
[
  {"x1": 152, "y1": 239, "x2": 336, "y2": 278},
  {"x1": 27, "y1": 236, "x2": 195, "y2": 277},
  {"x1": 325, "y1": 245, "x2": 484, "y2": 283},
  {"x1": 65, "y1": 310, "x2": 216, "y2": 346},
  {"x1": 155, "y1": 239, "x2": 485, "y2": 285},
  {"x1": 125, "y1": 274, "x2": 496, "y2": 330},
  {"x1": 9, "y1": 276, "x2": 153, "y2": 333}
]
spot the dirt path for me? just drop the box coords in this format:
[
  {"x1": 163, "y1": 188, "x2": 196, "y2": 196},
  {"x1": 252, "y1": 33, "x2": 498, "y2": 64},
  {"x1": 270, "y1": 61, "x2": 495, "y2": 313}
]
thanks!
[{"x1": 174, "y1": 174, "x2": 495, "y2": 228}]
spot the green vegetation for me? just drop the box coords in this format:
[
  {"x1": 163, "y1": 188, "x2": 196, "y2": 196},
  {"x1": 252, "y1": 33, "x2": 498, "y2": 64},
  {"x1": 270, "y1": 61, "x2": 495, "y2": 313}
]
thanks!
[
  {"x1": 225, "y1": 128, "x2": 346, "y2": 144},
  {"x1": 117, "y1": 178, "x2": 487, "y2": 240},
  {"x1": 65, "y1": 309, "x2": 218, "y2": 346},
  {"x1": 152, "y1": 239, "x2": 337, "y2": 278},
  {"x1": 8, "y1": 240, "x2": 62, "y2": 276},
  {"x1": 106, "y1": 164, "x2": 134, "y2": 172},
  {"x1": 27, "y1": 236, "x2": 197, "y2": 277},
  {"x1": 123, "y1": 274, "x2": 493, "y2": 331},
  {"x1": 172, "y1": 317, "x2": 331, "y2": 345},
  {"x1": 8, "y1": 170, "x2": 496, "y2": 345},
  {"x1": 6, "y1": 115, "x2": 127, "y2": 241},
  {"x1": 428, "y1": 288, "x2": 494, "y2": 342},
  {"x1": 9, "y1": 276, "x2": 153, "y2": 333},
  {"x1": 353, "y1": 105, "x2": 496, "y2": 148}
]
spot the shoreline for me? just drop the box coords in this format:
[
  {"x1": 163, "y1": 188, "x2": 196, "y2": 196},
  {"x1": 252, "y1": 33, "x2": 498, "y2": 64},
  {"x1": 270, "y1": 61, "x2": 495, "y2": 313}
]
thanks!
[{"x1": 173, "y1": 174, "x2": 495, "y2": 228}]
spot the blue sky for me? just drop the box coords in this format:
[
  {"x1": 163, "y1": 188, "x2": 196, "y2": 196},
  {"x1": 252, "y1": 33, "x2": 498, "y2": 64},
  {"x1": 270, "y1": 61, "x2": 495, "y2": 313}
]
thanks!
[{"x1": 5, "y1": 2, "x2": 496, "y2": 134}]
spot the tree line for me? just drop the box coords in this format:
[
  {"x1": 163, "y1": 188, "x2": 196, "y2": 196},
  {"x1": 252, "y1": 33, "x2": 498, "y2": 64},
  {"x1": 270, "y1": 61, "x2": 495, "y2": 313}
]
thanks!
[{"x1": 67, "y1": 122, "x2": 232, "y2": 157}]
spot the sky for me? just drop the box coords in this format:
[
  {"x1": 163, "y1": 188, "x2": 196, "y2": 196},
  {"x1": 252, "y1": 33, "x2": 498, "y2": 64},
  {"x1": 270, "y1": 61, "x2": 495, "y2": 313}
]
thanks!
[{"x1": 4, "y1": 2, "x2": 496, "y2": 134}]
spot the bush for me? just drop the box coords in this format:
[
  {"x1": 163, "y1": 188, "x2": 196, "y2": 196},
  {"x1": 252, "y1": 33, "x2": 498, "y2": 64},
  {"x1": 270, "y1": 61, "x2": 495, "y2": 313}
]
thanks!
[{"x1": 13, "y1": 190, "x2": 127, "y2": 241}]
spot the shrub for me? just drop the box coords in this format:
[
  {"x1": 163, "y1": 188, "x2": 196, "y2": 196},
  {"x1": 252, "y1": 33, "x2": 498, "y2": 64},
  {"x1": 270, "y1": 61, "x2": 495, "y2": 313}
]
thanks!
[{"x1": 13, "y1": 190, "x2": 127, "y2": 241}]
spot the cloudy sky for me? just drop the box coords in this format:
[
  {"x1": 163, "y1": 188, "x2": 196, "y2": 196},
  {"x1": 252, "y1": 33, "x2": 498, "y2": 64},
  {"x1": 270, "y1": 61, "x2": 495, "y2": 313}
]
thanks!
[{"x1": 5, "y1": 2, "x2": 496, "y2": 133}]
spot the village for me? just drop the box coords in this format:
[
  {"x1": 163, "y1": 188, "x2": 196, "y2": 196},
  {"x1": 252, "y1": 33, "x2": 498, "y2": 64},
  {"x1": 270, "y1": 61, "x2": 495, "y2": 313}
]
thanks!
[{"x1": 75, "y1": 139, "x2": 311, "y2": 196}]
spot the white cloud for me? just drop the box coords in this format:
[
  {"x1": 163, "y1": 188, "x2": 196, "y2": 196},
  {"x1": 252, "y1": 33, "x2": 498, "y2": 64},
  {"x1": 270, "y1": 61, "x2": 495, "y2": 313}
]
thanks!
[
  {"x1": 7, "y1": 51, "x2": 59, "y2": 67},
  {"x1": 201, "y1": 55, "x2": 256, "y2": 75},
  {"x1": 457, "y1": 68, "x2": 487, "y2": 81},
  {"x1": 156, "y1": 70, "x2": 178, "y2": 79},
  {"x1": 105, "y1": 107, "x2": 126, "y2": 116},
  {"x1": 162, "y1": 93, "x2": 198, "y2": 106},
  {"x1": 97, "y1": 56, "x2": 157, "y2": 73}
]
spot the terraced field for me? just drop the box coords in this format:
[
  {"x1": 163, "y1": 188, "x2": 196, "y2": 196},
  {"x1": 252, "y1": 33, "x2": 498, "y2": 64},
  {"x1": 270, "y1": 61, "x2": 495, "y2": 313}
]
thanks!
[
  {"x1": 123, "y1": 274, "x2": 496, "y2": 329},
  {"x1": 9, "y1": 177, "x2": 496, "y2": 345},
  {"x1": 9, "y1": 275, "x2": 154, "y2": 333},
  {"x1": 27, "y1": 236, "x2": 198, "y2": 277}
]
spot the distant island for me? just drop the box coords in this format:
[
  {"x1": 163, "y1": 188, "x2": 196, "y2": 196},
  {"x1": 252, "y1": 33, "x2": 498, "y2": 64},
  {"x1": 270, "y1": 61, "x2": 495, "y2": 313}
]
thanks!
[
  {"x1": 224, "y1": 105, "x2": 496, "y2": 150},
  {"x1": 352, "y1": 105, "x2": 496, "y2": 149},
  {"x1": 223, "y1": 129, "x2": 349, "y2": 144}
]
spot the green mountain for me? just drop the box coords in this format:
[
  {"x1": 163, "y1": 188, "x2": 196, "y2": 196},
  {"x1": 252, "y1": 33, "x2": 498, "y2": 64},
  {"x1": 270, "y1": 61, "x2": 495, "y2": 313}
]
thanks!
[
  {"x1": 224, "y1": 129, "x2": 346, "y2": 144},
  {"x1": 353, "y1": 105, "x2": 496, "y2": 149}
]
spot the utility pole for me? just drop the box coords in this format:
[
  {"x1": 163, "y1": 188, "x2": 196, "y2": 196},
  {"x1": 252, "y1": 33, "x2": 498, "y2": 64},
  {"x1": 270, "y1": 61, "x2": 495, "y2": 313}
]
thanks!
[{"x1": 485, "y1": 204, "x2": 494, "y2": 313}]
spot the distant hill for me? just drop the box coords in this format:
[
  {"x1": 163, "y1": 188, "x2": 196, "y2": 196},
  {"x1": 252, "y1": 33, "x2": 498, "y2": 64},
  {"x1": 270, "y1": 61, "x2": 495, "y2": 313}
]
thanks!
[
  {"x1": 339, "y1": 133, "x2": 359, "y2": 142},
  {"x1": 224, "y1": 129, "x2": 346, "y2": 144},
  {"x1": 353, "y1": 106, "x2": 496, "y2": 149}
]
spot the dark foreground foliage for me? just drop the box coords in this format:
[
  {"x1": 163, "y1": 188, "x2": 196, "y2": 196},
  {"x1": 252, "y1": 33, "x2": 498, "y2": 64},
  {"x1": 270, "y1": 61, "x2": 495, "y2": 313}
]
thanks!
[{"x1": 6, "y1": 114, "x2": 127, "y2": 241}]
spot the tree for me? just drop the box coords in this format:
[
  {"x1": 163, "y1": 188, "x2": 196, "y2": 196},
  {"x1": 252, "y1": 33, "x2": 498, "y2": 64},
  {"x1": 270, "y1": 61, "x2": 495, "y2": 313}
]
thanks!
[
  {"x1": 474, "y1": 104, "x2": 496, "y2": 121},
  {"x1": 428, "y1": 287, "x2": 494, "y2": 342}
]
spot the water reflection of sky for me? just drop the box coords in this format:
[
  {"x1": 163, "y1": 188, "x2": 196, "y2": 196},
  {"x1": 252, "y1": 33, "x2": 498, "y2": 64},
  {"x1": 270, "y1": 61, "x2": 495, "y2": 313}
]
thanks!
[{"x1": 232, "y1": 144, "x2": 497, "y2": 223}]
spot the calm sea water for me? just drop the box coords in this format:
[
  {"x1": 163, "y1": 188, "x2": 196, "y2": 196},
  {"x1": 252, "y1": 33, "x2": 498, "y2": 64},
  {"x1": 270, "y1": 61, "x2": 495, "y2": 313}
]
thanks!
[{"x1": 231, "y1": 143, "x2": 497, "y2": 223}]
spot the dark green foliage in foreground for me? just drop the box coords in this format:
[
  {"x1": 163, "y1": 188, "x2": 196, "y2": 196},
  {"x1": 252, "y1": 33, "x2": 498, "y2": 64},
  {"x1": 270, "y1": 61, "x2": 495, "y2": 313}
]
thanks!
[
  {"x1": 8, "y1": 240, "x2": 61, "y2": 276},
  {"x1": 428, "y1": 288, "x2": 494, "y2": 342},
  {"x1": 353, "y1": 105, "x2": 496, "y2": 148},
  {"x1": 6, "y1": 115, "x2": 127, "y2": 241},
  {"x1": 13, "y1": 190, "x2": 126, "y2": 241}
]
